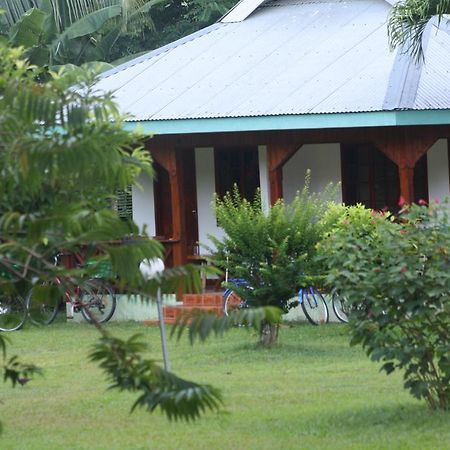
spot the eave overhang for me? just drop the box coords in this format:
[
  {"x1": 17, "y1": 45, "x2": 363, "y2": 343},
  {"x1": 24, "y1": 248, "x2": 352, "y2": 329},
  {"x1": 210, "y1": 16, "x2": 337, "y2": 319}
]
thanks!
[{"x1": 123, "y1": 110, "x2": 450, "y2": 136}]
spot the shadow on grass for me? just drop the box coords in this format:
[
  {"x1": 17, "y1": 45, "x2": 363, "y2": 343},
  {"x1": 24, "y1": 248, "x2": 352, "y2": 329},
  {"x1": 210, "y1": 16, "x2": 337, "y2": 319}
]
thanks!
[{"x1": 322, "y1": 402, "x2": 449, "y2": 433}]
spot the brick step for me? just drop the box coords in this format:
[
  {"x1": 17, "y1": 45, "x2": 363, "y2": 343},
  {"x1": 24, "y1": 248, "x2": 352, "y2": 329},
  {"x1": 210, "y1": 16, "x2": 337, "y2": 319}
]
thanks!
[
  {"x1": 182, "y1": 292, "x2": 224, "y2": 307},
  {"x1": 164, "y1": 305, "x2": 223, "y2": 318},
  {"x1": 145, "y1": 303, "x2": 223, "y2": 326},
  {"x1": 144, "y1": 292, "x2": 225, "y2": 326}
]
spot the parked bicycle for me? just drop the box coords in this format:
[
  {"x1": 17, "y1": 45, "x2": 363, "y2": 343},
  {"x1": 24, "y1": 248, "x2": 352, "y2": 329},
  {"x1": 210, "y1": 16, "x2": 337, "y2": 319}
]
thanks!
[
  {"x1": 26, "y1": 253, "x2": 117, "y2": 325},
  {"x1": 298, "y1": 286, "x2": 329, "y2": 325},
  {"x1": 223, "y1": 279, "x2": 329, "y2": 325},
  {"x1": 0, "y1": 293, "x2": 27, "y2": 331},
  {"x1": 331, "y1": 289, "x2": 349, "y2": 323},
  {"x1": 26, "y1": 278, "x2": 116, "y2": 325}
]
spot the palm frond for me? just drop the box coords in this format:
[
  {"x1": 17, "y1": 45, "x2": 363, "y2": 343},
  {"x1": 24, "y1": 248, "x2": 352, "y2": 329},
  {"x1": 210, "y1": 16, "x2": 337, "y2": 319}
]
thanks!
[{"x1": 388, "y1": 0, "x2": 450, "y2": 60}]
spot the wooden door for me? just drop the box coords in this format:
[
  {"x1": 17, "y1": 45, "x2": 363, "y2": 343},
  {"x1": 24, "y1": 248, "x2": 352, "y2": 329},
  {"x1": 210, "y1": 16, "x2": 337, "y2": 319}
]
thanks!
[
  {"x1": 180, "y1": 149, "x2": 199, "y2": 256},
  {"x1": 153, "y1": 161, "x2": 172, "y2": 238}
]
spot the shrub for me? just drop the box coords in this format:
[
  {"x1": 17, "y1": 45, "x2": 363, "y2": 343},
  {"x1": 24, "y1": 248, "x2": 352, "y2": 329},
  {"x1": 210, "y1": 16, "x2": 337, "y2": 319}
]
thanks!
[
  {"x1": 324, "y1": 202, "x2": 450, "y2": 410},
  {"x1": 209, "y1": 174, "x2": 337, "y2": 345}
]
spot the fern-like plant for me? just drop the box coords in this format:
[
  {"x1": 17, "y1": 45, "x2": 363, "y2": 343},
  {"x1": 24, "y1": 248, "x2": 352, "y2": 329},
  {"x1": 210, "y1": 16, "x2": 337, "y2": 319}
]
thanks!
[{"x1": 0, "y1": 43, "x2": 221, "y2": 426}]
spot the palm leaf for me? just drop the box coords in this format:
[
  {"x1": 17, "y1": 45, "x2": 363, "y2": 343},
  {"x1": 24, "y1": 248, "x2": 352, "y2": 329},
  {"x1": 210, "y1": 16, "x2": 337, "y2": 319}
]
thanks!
[{"x1": 388, "y1": 0, "x2": 450, "y2": 60}]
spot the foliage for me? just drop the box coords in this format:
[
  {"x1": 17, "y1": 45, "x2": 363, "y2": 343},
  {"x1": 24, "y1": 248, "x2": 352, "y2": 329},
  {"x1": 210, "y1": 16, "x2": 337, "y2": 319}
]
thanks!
[
  {"x1": 0, "y1": 43, "x2": 220, "y2": 423},
  {"x1": 0, "y1": 0, "x2": 239, "y2": 67},
  {"x1": 107, "y1": 0, "x2": 237, "y2": 62},
  {"x1": 324, "y1": 201, "x2": 450, "y2": 410},
  {"x1": 208, "y1": 175, "x2": 337, "y2": 345},
  {"x1": 0, "y1": 0, "x2": 165, "y2": 66},
  {"x1": 90, "y1": 332, "x2": 222, "y2": 421},
  {"x1": 388, "y1": 0, "x2": 450, "y2": 60},
  {"x1": 171, "y1": 305, "x2": 283, "y2": 344}
]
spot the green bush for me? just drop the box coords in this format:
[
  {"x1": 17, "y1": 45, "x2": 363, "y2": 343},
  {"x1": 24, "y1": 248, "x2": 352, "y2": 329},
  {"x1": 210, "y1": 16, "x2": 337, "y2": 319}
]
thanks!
[
  {"x1": 324, "y1": 201, "x2": 450, "y2": 410},
  {"x1": 209, "y1": 175, "x2": 337, "y2": 345}
]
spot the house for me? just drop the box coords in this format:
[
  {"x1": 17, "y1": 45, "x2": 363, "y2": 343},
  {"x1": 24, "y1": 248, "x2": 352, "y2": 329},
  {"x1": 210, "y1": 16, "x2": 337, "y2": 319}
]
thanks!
[{"x1": 96, "y1": 0, "x2": 450, "y2": 268}]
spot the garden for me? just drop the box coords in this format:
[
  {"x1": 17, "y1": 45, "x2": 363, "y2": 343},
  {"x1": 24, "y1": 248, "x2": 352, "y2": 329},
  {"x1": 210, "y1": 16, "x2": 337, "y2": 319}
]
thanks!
[{"x1": 1, "y1": 6, "x2": 450, "y2": 446}]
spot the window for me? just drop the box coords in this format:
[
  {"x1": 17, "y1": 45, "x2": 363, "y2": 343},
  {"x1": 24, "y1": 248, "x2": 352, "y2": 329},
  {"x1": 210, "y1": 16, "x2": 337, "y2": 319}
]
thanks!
[
  {"x1": 214, "y1": 147, "x2": 260, "y2": 200},
  {"x1": 341, "y1": 144, "x2": 428, "y2": 212},
  {"x1": 113, "y1": 187, "x2": 133, "y2": 222}
]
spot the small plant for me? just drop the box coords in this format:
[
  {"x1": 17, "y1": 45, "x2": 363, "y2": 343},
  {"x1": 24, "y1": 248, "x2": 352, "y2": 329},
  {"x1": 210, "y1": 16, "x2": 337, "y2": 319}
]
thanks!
[
  {"x1": 324, "y1": 201, "x2": 450, "y2": 410},
  {"x1": 209, "y1": 174, "x2": 336, "y2": 346}
]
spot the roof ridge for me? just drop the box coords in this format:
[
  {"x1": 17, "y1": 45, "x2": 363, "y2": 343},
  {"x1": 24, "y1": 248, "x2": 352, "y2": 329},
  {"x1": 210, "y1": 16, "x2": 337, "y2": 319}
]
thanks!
[{"x1": 221, "y1": 0, "x2": 269, "y2": 23}]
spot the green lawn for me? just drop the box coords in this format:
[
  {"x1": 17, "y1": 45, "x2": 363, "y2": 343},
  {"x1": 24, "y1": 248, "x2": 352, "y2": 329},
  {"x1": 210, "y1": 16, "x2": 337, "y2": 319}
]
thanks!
[{"x1": 1, "y1": 321, "x2": 449, "y2": 449}]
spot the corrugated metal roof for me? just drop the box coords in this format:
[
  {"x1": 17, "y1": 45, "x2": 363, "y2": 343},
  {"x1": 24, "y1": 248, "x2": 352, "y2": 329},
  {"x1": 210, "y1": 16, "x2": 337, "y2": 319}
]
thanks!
[{"x1": 95, "y1": 0, "x2": 450, "y2": 124}]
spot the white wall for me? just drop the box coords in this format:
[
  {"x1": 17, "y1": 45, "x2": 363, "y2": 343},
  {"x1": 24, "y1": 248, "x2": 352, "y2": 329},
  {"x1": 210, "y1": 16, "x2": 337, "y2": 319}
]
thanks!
[
  {"x1": 258, "y1": 145, "x2": 270, "y2": 213},
  {"x1": 283, "y1": 143, "x2": 342, "y2": 203},
  {"x1": 132, "y1": 172, "x2": 156, "y2": 236},
  {"x1": 195, "y1": 147, "x2": 225, "y2": 254},
  {"x1": 427, "y1": 139, "x2": 449, "y2": 202}
]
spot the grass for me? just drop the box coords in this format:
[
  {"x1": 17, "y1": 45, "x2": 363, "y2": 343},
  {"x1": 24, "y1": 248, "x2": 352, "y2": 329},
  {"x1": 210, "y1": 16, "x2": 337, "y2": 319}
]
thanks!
[{"x1": 1, "y1": 321, "x2": 449, "y2": 449}]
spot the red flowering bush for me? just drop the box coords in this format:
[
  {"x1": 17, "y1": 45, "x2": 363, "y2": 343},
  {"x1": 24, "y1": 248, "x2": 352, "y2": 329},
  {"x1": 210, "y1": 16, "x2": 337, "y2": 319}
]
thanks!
[{"x1": 323, "y1": 202, "x2": 450, "y2": 410}]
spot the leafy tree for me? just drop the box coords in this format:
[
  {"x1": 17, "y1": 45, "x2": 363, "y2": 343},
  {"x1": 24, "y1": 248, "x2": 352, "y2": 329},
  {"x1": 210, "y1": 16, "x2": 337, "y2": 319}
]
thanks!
[
  {"x1": 0, "y1": 0, "x2": 239, "y2": 67},
  {"x1": 323, "y1": 202, "x2": 450, "y2": 410},
  {"x1": 388, "y1": 0, "x2": 449, "y2": 60},
  {"x1": 0, "y1": 0, "x2": 164, "y2": 66},
  {"x1": 208, "y1": 177, "x2": 337, "y2": 346},
  {"x1": 0, "y1": 43, "x2": 223, "y2": 423}
]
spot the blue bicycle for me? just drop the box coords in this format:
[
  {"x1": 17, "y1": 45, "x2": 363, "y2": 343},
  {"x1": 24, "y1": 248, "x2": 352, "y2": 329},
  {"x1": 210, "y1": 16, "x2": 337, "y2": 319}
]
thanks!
[
  {"x1": 223, "y1": 279, "x2": 329, "y2": 325},
  {"x1": 298, "y1": 286, "x2": 329, "y2": 325}
]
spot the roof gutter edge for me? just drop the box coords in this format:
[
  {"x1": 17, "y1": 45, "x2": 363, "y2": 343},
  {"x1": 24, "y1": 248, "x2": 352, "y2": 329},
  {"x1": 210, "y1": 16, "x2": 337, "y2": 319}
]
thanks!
[{"x1": 123, "y1": 110, "x2": 450, "y2": 135}]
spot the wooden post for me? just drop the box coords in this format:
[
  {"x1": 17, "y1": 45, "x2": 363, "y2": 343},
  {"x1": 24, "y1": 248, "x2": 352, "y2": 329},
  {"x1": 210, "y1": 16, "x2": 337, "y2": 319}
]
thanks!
[
  {"x1": 267, "y1": 144, "x2": 299, "y2": 204},
  {"x1": 398, "y1": 165, "x2": 415, "y2": 205},
  {"x1": 151, "y1": 147, "x2": 186, "y2": 267}
]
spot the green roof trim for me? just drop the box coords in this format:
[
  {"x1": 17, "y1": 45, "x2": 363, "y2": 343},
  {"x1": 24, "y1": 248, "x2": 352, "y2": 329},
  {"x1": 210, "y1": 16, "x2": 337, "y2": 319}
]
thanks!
[{"x1": 123, "y1": 110, "x2": 450, "y2": 135}]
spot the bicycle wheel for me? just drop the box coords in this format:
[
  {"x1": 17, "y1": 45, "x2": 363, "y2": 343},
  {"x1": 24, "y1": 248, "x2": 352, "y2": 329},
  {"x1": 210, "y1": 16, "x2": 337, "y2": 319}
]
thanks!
[
  {"x1": 0, "y1": 294, "x2": 27, "y2": 331},
  {"x1": 80, "y1": 281, "x2": 116, "y2": 323},
  {"x1": 332, "y1": 290, "x2": 349, "y2": 323},
  {"x1": 301, "y1": 287, "x2": 329, "y2": 325},
  {"x1": 223, "y1": 289, "x2": 245, "y2": 316},
  {"x1": 26, "y1": 285, "x2": 59, "y2": 325}
]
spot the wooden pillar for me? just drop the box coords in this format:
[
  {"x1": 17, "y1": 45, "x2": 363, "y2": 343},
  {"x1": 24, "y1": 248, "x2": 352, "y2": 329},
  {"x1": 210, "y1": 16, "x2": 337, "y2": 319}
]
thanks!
[
  {"x1": 151, "y1": 147, "x2": 186, "y2": 267},
  {"x1": 267, "y1": 144, "x2": 299, "y2": 205},
  {"x1": 398, "y1": 165, "x2": 415, "y2": 205},
  {"x1": 376, "y1": 131, "x2": 436, "y2": 205}
]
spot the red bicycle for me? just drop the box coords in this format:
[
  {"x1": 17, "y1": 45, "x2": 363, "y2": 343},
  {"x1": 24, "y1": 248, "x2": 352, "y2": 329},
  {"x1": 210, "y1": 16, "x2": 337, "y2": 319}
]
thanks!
[{"x1": 25, "y1": 253, "x2": 117, "y2": 325}]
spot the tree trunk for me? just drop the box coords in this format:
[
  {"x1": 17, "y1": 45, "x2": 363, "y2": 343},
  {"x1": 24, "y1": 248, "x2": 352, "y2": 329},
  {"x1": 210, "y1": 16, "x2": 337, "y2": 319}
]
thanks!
[{"x1": 258, "y1": 320, "x2": 279, "y2": 347}]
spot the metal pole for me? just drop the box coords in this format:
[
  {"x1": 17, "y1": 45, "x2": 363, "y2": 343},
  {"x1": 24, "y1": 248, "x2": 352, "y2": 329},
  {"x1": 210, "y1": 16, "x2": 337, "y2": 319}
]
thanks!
[{"x1": 156, "y1": 287, "x2": 171, "y2": 372}]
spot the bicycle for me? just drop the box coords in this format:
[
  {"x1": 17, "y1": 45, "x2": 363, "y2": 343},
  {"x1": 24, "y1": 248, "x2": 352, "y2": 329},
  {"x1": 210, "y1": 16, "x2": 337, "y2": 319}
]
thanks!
[
  {"x1": 298, "y1": 286, "x2": 329, "y2": 325},
  {"x1": 26, "y1": 253, "x2": 117, "y2": 325},
  {"x1": 331, "y1": 289, "x2": 349, "y2": 323},
  {"x1": 223, "y1": 279, "x2": 329, "y2": 325},
  {"x1": 0, "y1": 266, "x2": 28, "y2": 332},
  {"x1": 0, "y1": 293, "x2": 27, "y2": 331}
]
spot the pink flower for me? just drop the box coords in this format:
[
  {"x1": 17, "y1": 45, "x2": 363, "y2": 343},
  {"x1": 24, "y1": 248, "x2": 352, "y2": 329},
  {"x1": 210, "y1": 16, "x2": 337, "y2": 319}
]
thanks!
[
  {"x1": 418, "y1": 199, "x2": 427, "y2": 206},
  {"x1": 398, "y1": 196, "x2": 406, "y2": 207}
]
